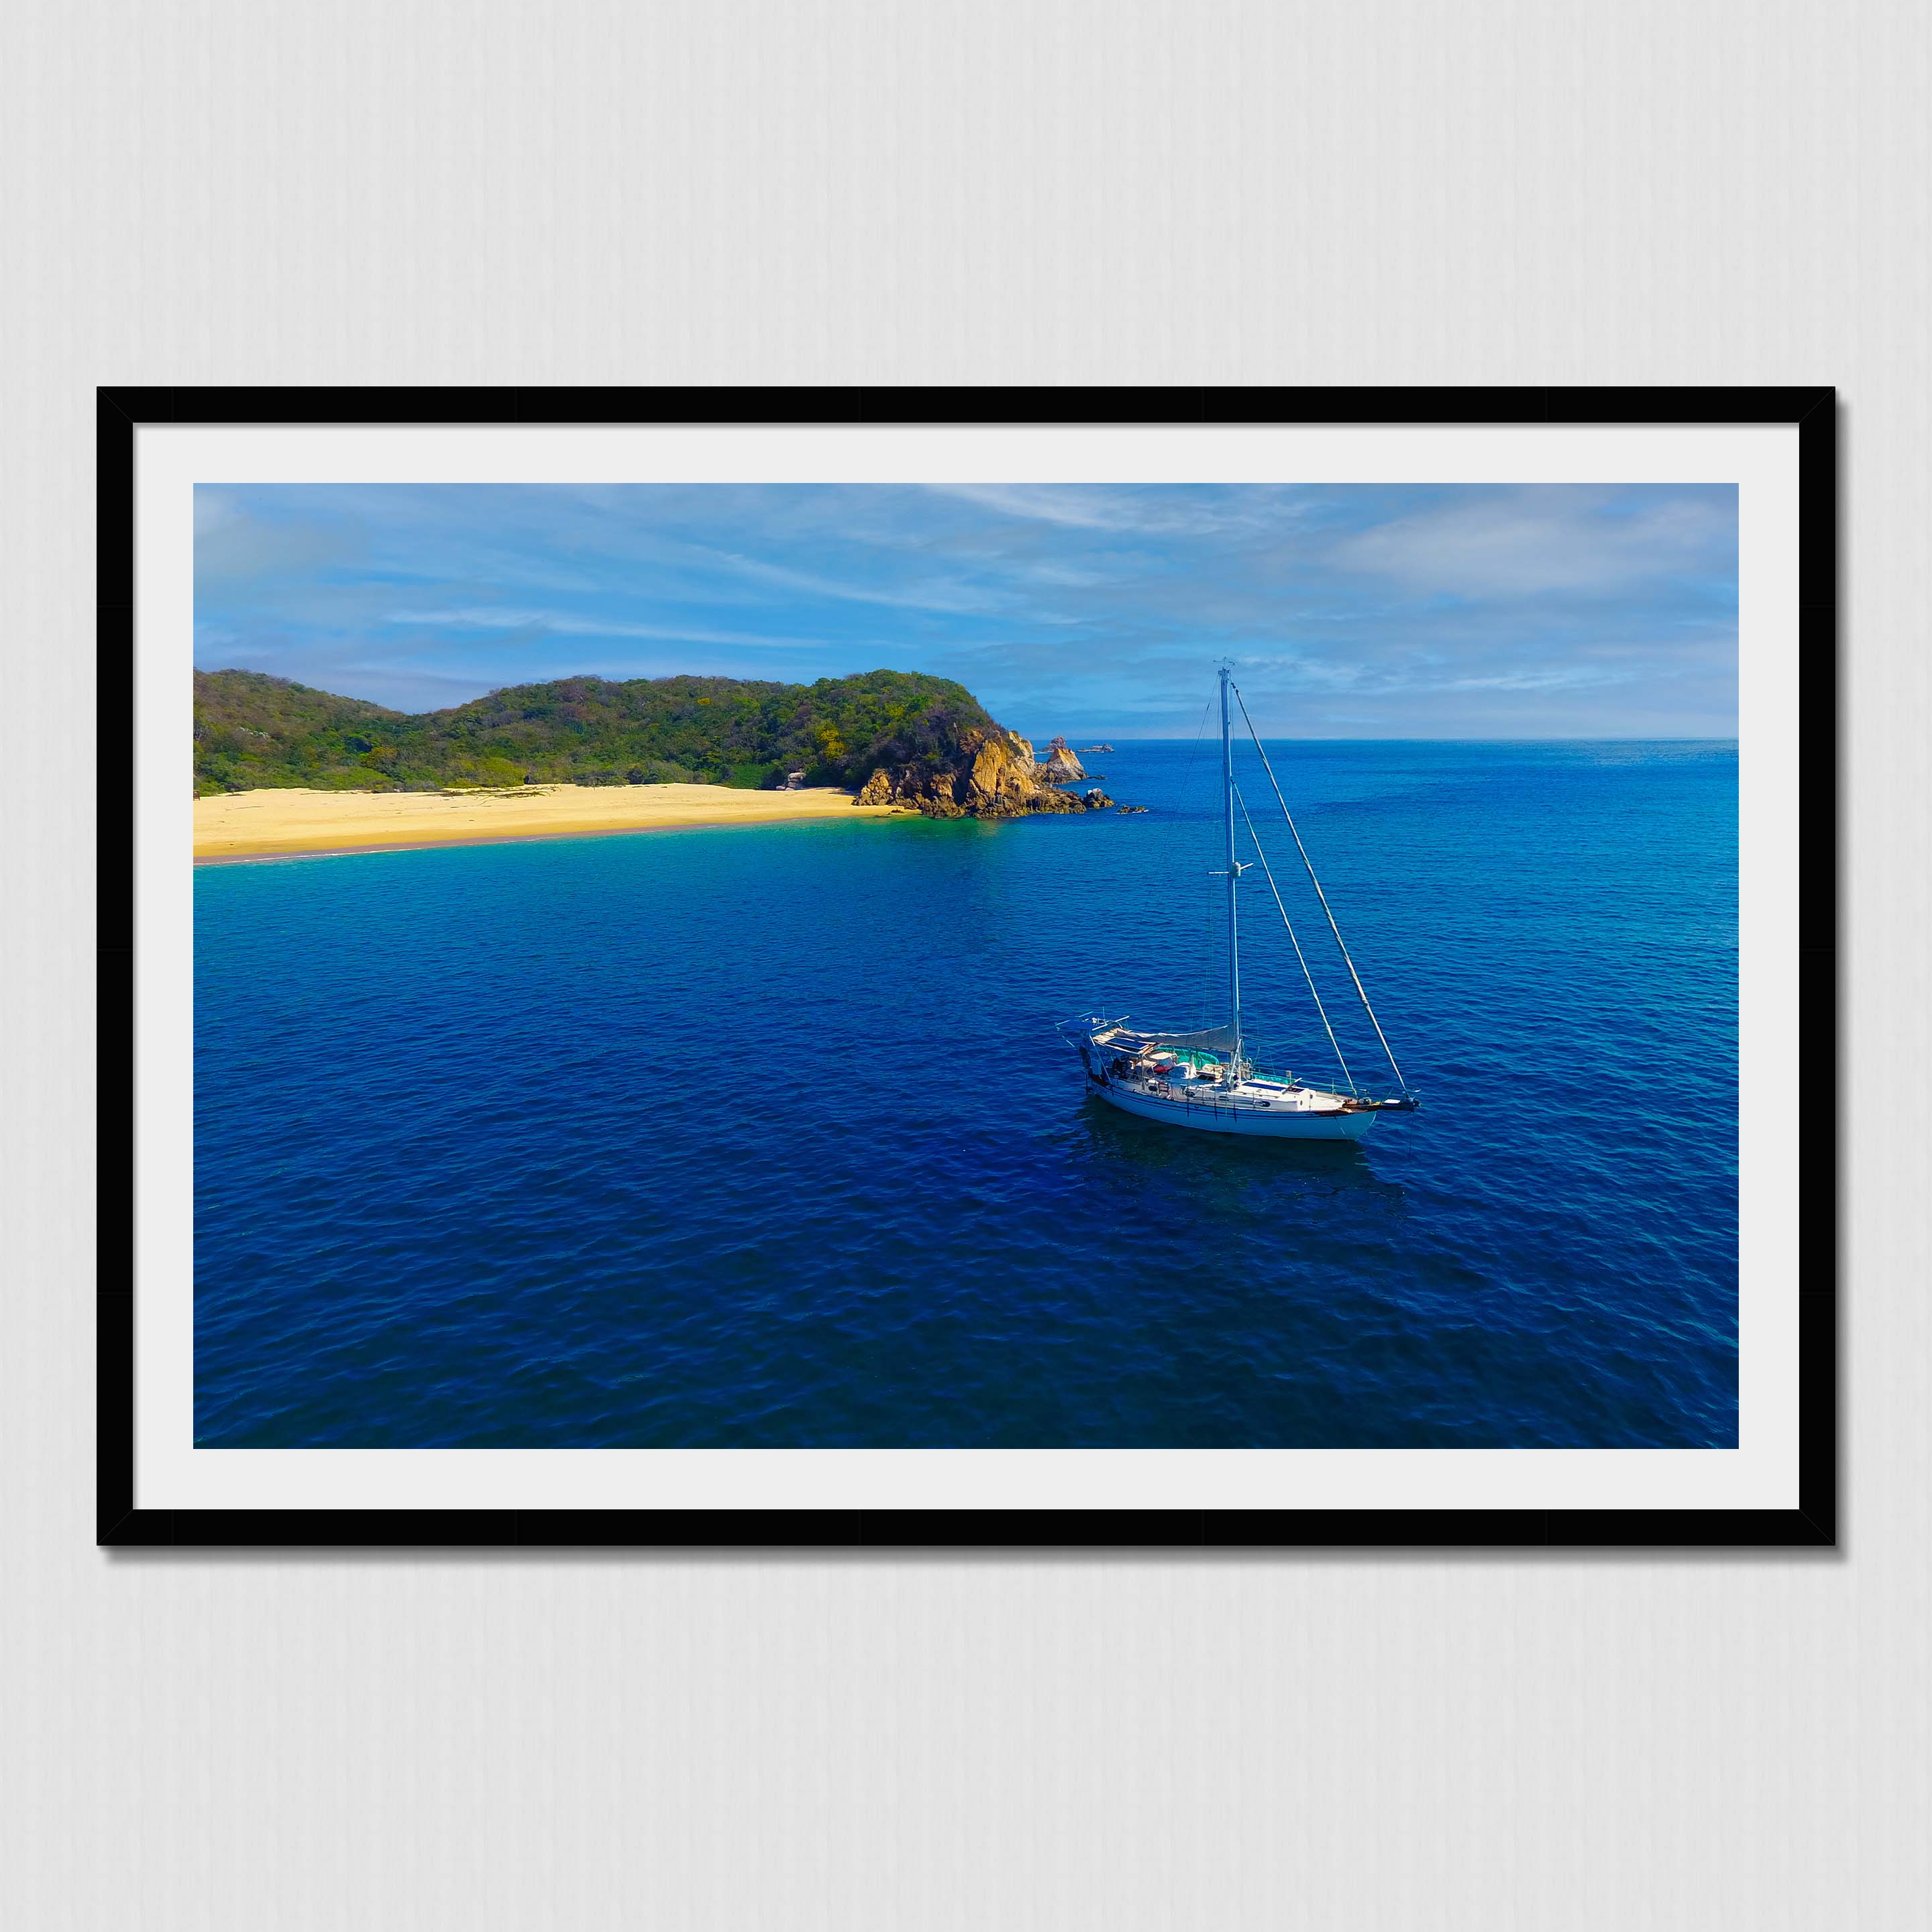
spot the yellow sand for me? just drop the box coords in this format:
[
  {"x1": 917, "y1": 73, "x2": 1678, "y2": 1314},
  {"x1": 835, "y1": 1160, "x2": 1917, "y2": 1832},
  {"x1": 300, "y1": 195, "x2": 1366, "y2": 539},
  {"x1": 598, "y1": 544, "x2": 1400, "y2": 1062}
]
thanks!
[{"x1": 193, "y1": 783, "x2": 914, "y2": 860}]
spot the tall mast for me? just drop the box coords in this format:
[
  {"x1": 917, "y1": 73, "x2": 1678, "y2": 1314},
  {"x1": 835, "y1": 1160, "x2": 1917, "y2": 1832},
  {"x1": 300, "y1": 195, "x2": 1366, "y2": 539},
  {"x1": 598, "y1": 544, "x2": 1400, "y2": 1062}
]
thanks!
[{"x1": 1220, "y1": 665, "x2": 1242, "y2": 1061}]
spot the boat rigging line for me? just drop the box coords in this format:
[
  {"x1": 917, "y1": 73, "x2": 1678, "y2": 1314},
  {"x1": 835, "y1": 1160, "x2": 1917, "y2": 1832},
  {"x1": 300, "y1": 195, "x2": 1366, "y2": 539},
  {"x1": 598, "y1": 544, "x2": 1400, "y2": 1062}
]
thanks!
[
  {"x1": 1230, "y1": 682, "x2": 1407, "y2": 1094},
  {"x1": 1232, "y1": 781, "x2": 1356, "y2": 1094},
  {"x1": 1181, "y1": 694, "x2": 1216, "y2": 1035}
]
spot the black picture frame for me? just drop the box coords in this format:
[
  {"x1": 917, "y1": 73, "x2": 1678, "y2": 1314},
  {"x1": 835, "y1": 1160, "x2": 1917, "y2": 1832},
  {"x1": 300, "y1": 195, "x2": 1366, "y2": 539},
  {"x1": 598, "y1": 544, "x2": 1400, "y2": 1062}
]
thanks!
[{"x1": 100, "y1": 384, "x2": 1837, "y2": 1549}]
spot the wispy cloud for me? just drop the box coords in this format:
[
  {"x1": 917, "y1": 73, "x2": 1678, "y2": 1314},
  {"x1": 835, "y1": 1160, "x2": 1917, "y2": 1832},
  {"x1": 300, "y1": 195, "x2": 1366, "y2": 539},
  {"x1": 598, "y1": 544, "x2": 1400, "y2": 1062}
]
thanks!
[
  {"x1": 692, "y1": 545, "x2": 1020, "y2": 617},
  {"x1": 194, "y1": 482, "x2": 1738, "y2": 736},
  {"x1": 927, "y1": 484, "x2": 1140, "y2": 531},
  {"x1": 925, "y1": 482, "x2": 1309, "y2": 537},
  {"x1": 1330, "y1": 488, "x2": 1737, "y2": 599},
  {"x1": 1446, "y1": 665, "x2": 1633, "y2": 694},
  {"x1": 386, "y1": 607, "x2": 829, "y2": 648}
]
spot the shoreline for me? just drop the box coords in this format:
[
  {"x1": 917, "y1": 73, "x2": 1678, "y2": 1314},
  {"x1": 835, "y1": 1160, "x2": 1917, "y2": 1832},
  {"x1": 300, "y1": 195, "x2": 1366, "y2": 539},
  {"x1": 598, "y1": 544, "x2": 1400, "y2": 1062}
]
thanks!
[{"x1": 193, "y1": 782, "x2": 918, "y2": 862}]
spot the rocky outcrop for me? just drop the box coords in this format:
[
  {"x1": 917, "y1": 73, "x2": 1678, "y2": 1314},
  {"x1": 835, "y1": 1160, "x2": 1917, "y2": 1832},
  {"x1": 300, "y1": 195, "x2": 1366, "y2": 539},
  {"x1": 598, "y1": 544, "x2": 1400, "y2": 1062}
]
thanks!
[
  {"x1": 853, "y1": 726, "x2": 1097, "y2": 819},
  {"x1": 921, "y1": 771, "x2": 965, "y2": 818},
  {"x1": 1084, "y1": 789, "x2": 1114, "y2": 809},
  {"x1": 1042, "y1": 736, "x2": 1086, "y2": 782}
]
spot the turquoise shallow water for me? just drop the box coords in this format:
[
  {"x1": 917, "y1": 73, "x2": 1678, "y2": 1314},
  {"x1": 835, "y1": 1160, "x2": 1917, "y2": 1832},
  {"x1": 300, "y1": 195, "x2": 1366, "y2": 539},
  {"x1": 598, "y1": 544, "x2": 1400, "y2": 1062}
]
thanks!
[{"x1": 194, "y1": 740, "x2": 1737, "y2": 1448}]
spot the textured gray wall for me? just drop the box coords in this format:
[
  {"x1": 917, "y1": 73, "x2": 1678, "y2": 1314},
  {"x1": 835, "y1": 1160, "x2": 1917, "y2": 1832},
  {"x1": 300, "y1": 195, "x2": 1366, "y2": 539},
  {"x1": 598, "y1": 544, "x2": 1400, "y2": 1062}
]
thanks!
[{"x1": 4, "y1": 1, "x2": 1923, "y2": 1925}]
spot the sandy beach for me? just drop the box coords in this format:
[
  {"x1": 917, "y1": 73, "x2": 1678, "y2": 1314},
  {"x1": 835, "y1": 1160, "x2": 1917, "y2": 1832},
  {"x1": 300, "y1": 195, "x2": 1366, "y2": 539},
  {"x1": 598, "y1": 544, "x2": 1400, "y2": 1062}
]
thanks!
[{"x1": 193, "y1": 782, "x2": 914, "y2": 860}]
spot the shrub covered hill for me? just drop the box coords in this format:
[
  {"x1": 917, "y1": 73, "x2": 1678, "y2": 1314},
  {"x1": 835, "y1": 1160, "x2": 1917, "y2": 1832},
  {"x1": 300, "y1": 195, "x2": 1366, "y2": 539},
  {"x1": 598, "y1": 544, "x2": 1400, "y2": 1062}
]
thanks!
[{"x1": 193, "y1": 668, "x2": 1104, "y2": 818}]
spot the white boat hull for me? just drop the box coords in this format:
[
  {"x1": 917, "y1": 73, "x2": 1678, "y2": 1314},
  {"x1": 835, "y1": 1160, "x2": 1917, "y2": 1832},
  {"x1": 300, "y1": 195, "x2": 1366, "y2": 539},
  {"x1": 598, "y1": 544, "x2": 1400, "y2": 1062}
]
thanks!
[{"x1": 1095, "y1": 1079, "x2": 1377, "y2": 1140}]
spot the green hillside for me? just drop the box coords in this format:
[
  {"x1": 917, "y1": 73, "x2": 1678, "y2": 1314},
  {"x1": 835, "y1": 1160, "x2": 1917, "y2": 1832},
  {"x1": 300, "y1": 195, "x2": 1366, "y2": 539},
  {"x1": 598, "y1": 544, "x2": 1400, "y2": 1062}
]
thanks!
[{"x1": 193, "y1": 669, "x2": 1006, "y2": 798}]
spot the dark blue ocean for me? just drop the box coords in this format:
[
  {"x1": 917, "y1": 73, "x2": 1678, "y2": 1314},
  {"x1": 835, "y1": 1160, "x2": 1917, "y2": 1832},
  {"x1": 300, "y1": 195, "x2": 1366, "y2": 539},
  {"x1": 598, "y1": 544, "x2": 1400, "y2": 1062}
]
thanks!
[{"x1": 194, "y1": 741, "x2": 1737, "y2": 1449}]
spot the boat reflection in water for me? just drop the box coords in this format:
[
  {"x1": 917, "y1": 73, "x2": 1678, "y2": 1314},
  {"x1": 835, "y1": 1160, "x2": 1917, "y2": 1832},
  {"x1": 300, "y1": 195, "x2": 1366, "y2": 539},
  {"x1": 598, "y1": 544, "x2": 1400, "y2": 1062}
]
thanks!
[{"x1": 1073, "y1": 1089, "x2": 1409, "y2": 1220}]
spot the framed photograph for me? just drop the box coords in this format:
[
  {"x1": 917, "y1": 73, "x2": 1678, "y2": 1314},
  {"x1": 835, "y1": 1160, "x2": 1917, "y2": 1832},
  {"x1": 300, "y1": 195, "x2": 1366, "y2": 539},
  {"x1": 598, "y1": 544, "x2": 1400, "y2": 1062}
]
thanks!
[{"x1": 101, "y1": 386, "x2": 1834, "y2": 1546}]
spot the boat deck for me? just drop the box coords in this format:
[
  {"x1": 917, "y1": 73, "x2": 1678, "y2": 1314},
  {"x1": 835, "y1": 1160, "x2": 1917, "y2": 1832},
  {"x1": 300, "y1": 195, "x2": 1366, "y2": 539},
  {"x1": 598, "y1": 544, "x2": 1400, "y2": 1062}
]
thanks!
[{"x1": 1112, "y1": 1073, "x2": 1351, "y2": 1114}]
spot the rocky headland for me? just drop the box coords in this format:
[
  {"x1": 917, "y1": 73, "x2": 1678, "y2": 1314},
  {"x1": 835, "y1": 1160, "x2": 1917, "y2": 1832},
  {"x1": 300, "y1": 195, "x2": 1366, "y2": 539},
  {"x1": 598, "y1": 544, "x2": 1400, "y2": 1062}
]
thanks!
[
  {"x1": 853, "y1": 728, "x2": 1119, "y2": 818},
  {"x1": 193, "y1": 665, "x2": 1137, "y2": 820}
]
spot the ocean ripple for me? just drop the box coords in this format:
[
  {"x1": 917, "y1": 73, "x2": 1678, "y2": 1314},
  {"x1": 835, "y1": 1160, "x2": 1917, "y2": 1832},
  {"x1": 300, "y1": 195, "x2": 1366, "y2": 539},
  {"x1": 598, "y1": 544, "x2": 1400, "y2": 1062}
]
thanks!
[{"x1": 195, "y1": 740, "x2": 1738, "y2": 1448}]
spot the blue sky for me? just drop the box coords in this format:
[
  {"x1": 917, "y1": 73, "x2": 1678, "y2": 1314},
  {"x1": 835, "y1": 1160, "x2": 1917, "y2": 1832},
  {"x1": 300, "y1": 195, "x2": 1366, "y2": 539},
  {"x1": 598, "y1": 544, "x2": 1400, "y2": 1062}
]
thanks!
[{"x1": 194, "y1": 482, "x2": 1737, "y2": 737}]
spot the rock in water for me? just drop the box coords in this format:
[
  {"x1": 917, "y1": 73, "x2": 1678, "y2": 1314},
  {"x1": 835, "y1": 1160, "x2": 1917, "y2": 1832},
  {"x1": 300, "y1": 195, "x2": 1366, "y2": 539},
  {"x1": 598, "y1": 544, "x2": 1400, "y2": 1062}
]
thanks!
[
  {"x1": 965, "y1": 731, "x2": 1039, "y2": 813},
  {"x1": 1043, "y1": 735, "x2": 1087, "y2": 782},
  {"x1": 1085, "y1": 789, "x2": 1115, "y2": 809}
]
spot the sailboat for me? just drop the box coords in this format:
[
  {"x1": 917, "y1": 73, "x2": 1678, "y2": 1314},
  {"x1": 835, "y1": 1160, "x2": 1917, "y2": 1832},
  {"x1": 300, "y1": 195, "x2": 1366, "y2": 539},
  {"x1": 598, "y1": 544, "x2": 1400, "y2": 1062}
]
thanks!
[{"x1": 1059, "y1": 666, "x2": 1419, "y2": 1142}]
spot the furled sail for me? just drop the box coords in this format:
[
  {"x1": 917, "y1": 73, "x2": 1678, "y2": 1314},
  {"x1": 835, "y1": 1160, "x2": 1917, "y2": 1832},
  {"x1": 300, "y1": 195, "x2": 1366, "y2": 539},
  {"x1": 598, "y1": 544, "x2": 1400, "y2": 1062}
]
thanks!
[{"x1": 1146, "y1": 1024, "x2": 1240, "y2": 1053}]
